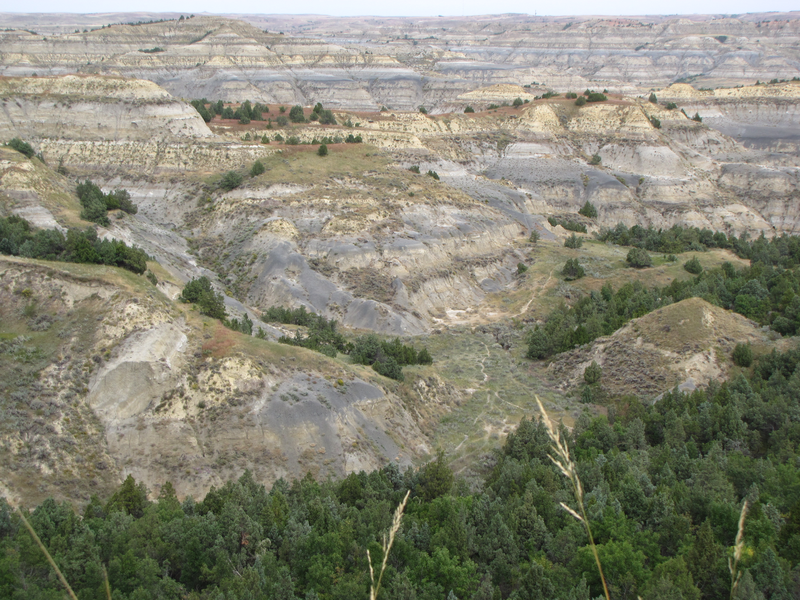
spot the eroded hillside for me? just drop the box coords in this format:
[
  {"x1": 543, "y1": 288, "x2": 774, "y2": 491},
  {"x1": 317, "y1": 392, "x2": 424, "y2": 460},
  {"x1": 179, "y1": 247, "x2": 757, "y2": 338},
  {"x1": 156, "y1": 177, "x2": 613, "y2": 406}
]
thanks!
[
  {"x1": 0, "y1": 256, "x2": 440, "y2": 506},
  {"x1": 1, "y1": 15, "x2": 800, "y2": 507}
]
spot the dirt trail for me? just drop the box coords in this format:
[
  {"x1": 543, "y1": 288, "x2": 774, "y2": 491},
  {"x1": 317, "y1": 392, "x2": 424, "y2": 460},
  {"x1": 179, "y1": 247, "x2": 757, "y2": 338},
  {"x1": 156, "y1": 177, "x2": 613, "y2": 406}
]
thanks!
[{"x1": 514, "y1": 269, "x2": 553, "y2": 318}]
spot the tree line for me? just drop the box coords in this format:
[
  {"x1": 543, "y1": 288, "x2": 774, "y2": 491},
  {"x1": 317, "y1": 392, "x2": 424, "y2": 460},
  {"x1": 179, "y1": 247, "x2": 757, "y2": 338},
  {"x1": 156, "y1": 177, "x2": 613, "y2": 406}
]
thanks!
[
  {"x1": 191, "y1": 100, "x2": 336, "y2": 127},
  {"x1": 0, "y1": 215, "x2": 148, "y2": 274},
  {"x1": 531, "y1": 226, "x2": 800, "y2": 359},
  {"x1": 262, "y1": 305, "x2": 432, "y2": 380}
]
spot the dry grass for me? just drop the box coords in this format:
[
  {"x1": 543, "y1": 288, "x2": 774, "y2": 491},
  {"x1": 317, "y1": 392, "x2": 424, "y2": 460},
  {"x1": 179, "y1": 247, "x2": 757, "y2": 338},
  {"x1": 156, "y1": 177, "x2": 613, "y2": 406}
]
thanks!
[
  {"x1": 535, "y1": 395, "x2": 610, "y2": 600},
  {"x1": 368, "y1": 490, "x2": 410, "y2": 600},
  {"x1": 729, "y1": 500, "x2": 748, "y2": 599},
  {"x1": 18, "y1": 509, "x2": 112, "y2": 599},
  {"x1": 18, "y1": 510, "x2": 80, "y2": 600}
]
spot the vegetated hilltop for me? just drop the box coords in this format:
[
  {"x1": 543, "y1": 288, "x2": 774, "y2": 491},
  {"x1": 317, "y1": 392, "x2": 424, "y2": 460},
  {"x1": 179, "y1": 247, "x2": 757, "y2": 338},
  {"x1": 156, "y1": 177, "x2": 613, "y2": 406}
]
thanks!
[{"x1": 548, "y1": 297, "x2": 770, "y2": 398}]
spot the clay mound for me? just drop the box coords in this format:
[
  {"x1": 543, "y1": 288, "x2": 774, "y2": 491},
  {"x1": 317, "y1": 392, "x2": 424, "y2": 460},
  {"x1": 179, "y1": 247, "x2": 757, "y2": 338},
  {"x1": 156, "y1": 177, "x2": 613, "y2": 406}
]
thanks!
[{"x1": 548, "y1": 297, "x2": 768, "y2": 399}]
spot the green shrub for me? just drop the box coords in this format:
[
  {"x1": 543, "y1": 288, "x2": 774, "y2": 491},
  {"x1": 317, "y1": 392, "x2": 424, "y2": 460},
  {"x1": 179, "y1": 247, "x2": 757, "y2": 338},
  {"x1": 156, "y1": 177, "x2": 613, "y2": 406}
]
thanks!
[
  {"x1": 426, "y1": 170, "x2": 439, "y2": 180},
  {"x1": 181, "y1": 276, "x2": 227, "y2": 320},
  {"x1": 649, "y1": 116, "x2": 661, "y2": 129},
  {"x1": 550, "y1": 218, "x2": 587, "y2": 234},
  {"x1": 250, "y1": 160, "x2": 265, "y2": 177},
  {"x1": 6, "y1": 137, "x2": 35, "y2": 158},
  {"x1": 683, "y1": 256, "x2": 703, "y2": 274},
  {"x1": 373, "y1": 356, "x2": 404, "y2": 381},
  {"x1": 418, "y1": 106, "x2": 428, "y2": 114},
  {"x1": 648, "y1": 92, "x2": 658, "y2": 104},
  {"x1": 289, "y1": 105, "x2": 305, "y2": 123},
  {"x1": 562, "y1": 258, "x2": 585, "y2": 280},
  {"x1": 564, "y1": 233, "x2": 583, "y2": 249},
  {"x1": 409, "y1": 165, "x2": 420, "y2": 173},
  {"x1": 318, "y1": 110, "x2": 337, "y2": 125},
  {"x1": 584, "y1": 360, "x2": 602, "y2": 384},
  {"x1": 512, "y1": 97, "x2": 523, "y2": 107},
  {"x1": 529, "y1": 230, "x2": 540, "y2": 244},
  {"x1": 565, "y1": 92, "x2": 578, "y2": 99},
  {"x1": 586, "y1": 93, "x2": 607, "y2": 102},
  {"x1": 666, "y1": 102, "x2": 678, "y2": 110},
  {"x1": 517, "y1": 262, "x2": 528, "y2": 275},
  {"x1": 220, "y1": 171, "x2": 243, "y2": 191},
  {"x1": 464, "y1": 105, "x2": 475, "y2": 113},
  {"x1": 732, "y1": 343, "x2": 753, "y2": 367},
  {"x1": 579, "y1": 201, "x2": 598, "y2": 219},
  {"x1": 626, "y1": 247, "x2": 652, "y2": 268},
  {"x1": 589, "y1": 154, "x2": 601, "y2": 165},
  {"x1": 692, "y1": 112, "x2": 703, "y2": 122},
  {"x1": 317, "y1": 144, "x2": 328, "y2": 157},
  {"x1": 276, "y1": 115, "x2": 289, "y2": 127},
  {"x1": 575, "y1": 96, "x2": 587, "y2": 106}
]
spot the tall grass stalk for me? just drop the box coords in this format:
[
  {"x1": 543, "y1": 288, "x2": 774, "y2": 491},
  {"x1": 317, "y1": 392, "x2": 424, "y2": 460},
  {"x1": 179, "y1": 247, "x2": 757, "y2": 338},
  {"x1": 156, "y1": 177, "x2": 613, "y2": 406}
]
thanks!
[
  {"x1": 535, "y1": 396, "x2": 610, "y2": 600},
  {"x1": 17, "y1": 509, "x2": 80, "y2": 600},
  {"x1": 729, "y1": 500, "x2": 748, "y2": 600},
  {"x1": 368, "y1": 489, "x2": 410, "y2": 600}
]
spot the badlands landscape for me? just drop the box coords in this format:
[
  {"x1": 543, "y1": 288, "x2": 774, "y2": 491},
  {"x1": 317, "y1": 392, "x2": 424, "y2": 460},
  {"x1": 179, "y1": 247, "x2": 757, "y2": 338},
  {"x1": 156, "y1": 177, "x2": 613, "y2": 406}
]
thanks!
[{"x1": 1, "y1": 10, "x2": 800, "y2": 600}]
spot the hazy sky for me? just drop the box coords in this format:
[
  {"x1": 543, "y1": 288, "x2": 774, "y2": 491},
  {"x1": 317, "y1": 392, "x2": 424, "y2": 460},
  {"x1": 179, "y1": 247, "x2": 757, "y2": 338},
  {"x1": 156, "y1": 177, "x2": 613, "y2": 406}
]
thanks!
[{"x1": 9, "y1": 0, "x2": 799, "y2": 17}]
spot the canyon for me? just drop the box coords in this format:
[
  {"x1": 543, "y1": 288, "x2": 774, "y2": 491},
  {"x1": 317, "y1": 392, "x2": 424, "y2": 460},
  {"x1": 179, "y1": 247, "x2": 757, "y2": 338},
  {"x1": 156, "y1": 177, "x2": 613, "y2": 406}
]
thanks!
[{"x1": 0, "y1": 11, "x2": 799, "y2": 506}]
